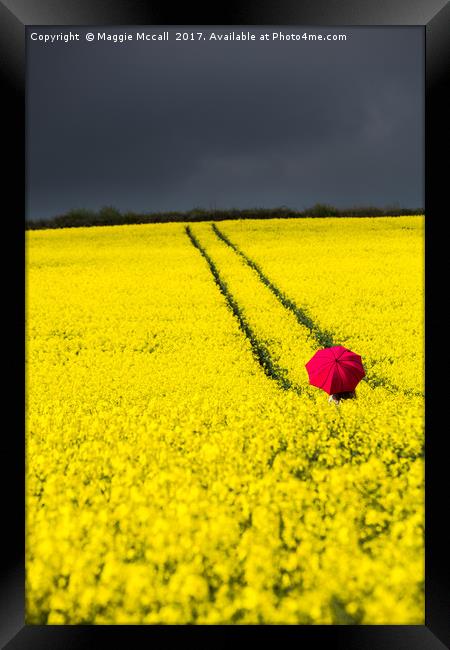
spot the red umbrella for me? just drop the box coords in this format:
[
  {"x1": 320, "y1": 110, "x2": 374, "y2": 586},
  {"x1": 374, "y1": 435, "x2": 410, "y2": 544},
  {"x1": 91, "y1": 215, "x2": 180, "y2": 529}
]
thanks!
[{"x1": 305, "y1": 345, "x2": 365, "y2": 395}]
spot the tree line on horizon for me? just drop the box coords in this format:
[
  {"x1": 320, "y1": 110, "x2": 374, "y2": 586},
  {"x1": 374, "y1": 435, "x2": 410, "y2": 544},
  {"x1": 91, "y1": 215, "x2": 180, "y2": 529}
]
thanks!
[{"x1": 25, "y1": 204, "x2": 424, "y2": 230}]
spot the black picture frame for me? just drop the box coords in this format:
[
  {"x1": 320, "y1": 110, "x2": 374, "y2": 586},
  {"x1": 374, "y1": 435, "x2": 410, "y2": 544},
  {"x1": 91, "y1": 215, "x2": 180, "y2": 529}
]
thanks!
[{"x1": 2, "y1": 1, "x2": 448, "y2": 647}]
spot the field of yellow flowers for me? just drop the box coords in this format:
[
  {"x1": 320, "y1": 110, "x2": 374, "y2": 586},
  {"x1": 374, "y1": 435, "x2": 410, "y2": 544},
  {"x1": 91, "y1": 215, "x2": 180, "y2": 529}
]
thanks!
[{"x1": 26, "y1": 216, "x2": 424, "y2": 624}]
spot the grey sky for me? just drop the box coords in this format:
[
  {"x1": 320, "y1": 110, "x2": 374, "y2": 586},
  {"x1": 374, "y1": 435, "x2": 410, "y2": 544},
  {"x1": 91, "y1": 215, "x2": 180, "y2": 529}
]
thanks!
[{"x1": 26, "y1": 26, "x2": 424, "y2": 219}]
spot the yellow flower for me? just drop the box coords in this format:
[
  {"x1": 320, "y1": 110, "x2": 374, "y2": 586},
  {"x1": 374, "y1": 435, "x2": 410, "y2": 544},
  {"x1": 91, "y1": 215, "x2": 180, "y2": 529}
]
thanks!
[{"x1": 26, "y1": 217, "x2": 424, "y2": 624}]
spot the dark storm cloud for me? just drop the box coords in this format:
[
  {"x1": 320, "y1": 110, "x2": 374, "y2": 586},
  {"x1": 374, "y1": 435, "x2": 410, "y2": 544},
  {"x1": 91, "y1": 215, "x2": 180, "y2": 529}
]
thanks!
[{"x1": 26, "y1": 27, "x2": 424, "y2": 219}]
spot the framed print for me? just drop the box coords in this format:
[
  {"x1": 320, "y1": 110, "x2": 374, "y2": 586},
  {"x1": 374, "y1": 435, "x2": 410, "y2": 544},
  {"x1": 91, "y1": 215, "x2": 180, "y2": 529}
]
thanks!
[{"x1": 1, "y1": 0, "x2": 449, "y2": 647}]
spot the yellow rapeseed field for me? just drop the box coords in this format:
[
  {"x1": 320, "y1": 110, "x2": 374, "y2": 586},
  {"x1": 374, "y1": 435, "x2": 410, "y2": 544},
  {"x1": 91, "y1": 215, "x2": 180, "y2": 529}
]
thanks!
[{"x1": 26, "y1": 216, "x2": 424, "y2": 624}]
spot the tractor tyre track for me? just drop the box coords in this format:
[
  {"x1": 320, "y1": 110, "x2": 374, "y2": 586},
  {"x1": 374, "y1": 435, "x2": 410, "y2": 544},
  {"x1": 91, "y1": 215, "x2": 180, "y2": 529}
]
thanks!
[
  {"x1": 212, "y1": 223, "x2": 334, "y2": 348},
  {"x1": 186, "y1": 226, "x2": 303, "y2": 395},
  {"x1": 211, "y1": 224, "x2": 421, "y2": 397}
]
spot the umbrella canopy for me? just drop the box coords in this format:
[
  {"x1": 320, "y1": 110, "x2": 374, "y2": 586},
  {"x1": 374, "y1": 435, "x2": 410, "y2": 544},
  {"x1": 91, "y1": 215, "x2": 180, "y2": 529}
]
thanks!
[{"x1": 305, "y1": 345, "x2": 365, "y2": 395}]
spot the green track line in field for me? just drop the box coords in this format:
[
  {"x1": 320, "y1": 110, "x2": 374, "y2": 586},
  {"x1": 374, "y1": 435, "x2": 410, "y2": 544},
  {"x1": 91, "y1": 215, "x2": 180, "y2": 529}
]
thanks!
[
  {"x1": 211, "y1": 223, "x2": 422, "y2": 398},
  {"x1": 212, "y1": 223, "x2": 334, "y2": 348},
  {"x1": 185, "y1": 226, "x2": 304, "y2": 396}
]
